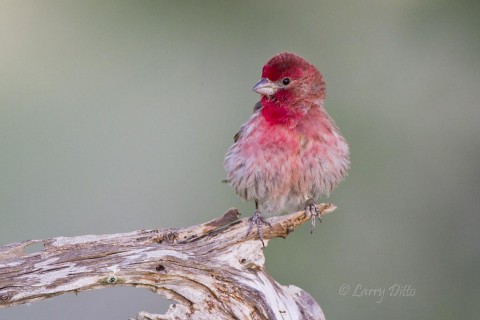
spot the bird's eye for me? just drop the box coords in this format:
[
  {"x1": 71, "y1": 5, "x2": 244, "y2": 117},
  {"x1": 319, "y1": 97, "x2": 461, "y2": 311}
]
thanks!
[{"x1": 282, "y1": 78, "x2": 291, "y2": 85}]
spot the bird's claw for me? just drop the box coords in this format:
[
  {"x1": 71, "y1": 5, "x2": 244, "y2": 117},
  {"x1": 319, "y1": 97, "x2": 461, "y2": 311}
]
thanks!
[
  {"x1": 304, "y1": 199, "x2": 322, "y2": 234},
  {"x1": 246, "y1": 210, "x2": 272, "y2": 247}
]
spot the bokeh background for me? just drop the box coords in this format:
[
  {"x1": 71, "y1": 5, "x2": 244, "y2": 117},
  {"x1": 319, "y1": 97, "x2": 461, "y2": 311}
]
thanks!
[{"x1": 1, "y1": 1, "x2": 479, "y2": 319}]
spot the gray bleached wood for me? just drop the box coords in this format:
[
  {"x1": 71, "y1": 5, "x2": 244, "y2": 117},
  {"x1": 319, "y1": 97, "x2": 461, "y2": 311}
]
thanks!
[{"x1": 0, "y1": 204, "x2": 336, "y2": 319}]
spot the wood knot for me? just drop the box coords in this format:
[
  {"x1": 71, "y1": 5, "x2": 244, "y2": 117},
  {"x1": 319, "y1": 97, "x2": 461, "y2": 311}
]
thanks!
[
  {"x1": 155, "y1": 264, "x2": 165, "y2": 272},
  {"x1": 0, "y1": 294, "x2": 11, "y2": 301},
  {"x1": 106, "y1": 275, "x2": 118, "y2": 284}
]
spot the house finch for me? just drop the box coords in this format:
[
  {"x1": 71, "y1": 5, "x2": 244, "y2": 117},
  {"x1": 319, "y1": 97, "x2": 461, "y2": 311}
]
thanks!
[{"x1": 224, "y1": 52, "x2": 350, "y2": 242}]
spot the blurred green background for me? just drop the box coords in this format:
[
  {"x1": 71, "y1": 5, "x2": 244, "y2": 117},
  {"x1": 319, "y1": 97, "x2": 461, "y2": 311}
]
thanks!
[{"x1": 1, "y1": 1, "x2": 479, "y2": 319}]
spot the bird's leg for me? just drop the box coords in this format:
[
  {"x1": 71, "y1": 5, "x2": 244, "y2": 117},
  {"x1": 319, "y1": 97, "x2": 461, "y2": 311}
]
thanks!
[
  {"x1": 304, "y1": 198, "x2": 322, "y2": 234},
  {"x1": 246, "y1": 200, "x2": 272, "y2": 247}
]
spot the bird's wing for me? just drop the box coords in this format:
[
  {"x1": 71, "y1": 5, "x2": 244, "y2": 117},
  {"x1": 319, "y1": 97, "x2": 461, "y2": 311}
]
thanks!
[
  {"x1": 233, "y1": 101, "x2": 262, "y2": 142},
  {"x1": 233, "y1": 130, "x2": 241, "y2": 143},
  {"x1": 253, "y1": 100, "x2": 263, "y2": 113}
]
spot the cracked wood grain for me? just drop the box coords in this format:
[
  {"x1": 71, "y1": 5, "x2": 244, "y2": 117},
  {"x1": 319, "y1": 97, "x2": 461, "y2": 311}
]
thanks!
[{"x1": 0, "y1": 204, "x2": 336, "y2": 320}]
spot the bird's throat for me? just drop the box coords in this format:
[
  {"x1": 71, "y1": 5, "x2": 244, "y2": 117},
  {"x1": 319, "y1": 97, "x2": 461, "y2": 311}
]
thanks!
[{"x1": 261, "y1": 97, "x2": 303, "y2": 126}]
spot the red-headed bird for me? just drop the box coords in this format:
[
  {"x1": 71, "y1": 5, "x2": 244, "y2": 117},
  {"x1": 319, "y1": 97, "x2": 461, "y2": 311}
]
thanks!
[{"x1": 224, "y1": 52, "x2": 350, "y2": 241}]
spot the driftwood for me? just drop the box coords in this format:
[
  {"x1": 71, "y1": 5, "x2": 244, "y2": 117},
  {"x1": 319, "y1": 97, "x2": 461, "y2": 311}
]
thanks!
[{"x1": 0, "y1": 204, "x2": 336, "y2": 320}]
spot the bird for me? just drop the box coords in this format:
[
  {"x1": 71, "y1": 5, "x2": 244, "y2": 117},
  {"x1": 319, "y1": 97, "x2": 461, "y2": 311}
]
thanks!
[{"x1": 224, "y1": 52, "x2": 350, "y2": 243}]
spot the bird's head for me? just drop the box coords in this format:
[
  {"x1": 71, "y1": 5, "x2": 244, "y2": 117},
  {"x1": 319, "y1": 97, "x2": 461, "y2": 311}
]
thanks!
[
  {"x1": 253, "y1": 52, "x2": 325, "y2": 106},
  {"x1": 253, "y1": 52, "x2": 326, "y2": 125}
]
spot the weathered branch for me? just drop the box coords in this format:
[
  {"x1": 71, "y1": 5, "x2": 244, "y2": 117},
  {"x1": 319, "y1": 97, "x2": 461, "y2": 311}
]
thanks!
[{"x1": 0, "y1": 204, "x2": 336, "y2": 319}]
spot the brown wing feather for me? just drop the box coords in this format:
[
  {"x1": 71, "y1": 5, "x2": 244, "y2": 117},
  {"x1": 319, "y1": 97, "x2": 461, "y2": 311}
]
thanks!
[
  {"x1": 233, "y1": 130, "x2": 241, "y2": 143},
  {"x1": 234, "y1": 101, "x2": 262, "y2": 142}
]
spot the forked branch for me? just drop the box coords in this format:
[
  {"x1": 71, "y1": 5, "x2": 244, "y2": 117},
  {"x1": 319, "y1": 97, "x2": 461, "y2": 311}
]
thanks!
[{"x1": 0, "y1": 204, "x2": 336, "y2": 319}]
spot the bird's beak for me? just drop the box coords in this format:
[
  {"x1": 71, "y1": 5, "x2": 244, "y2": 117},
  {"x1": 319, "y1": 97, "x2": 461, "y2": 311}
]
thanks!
[{"x1": 252, "y1": 78, "x2": 278, "y2": 96}]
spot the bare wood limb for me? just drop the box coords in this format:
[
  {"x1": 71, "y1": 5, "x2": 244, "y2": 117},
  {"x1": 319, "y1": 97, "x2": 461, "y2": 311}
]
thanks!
[{"x1": 0, "y1": 204, "x2": 336, "y2": 319}]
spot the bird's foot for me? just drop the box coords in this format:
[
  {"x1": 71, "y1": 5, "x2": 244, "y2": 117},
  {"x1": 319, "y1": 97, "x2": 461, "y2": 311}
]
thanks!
[
  {"x1": 246, "y1": 210, "x2": 272, "y2": 247},
  {"x1": 304, "y1": 199, "x2": 322, "y2": 234}
]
